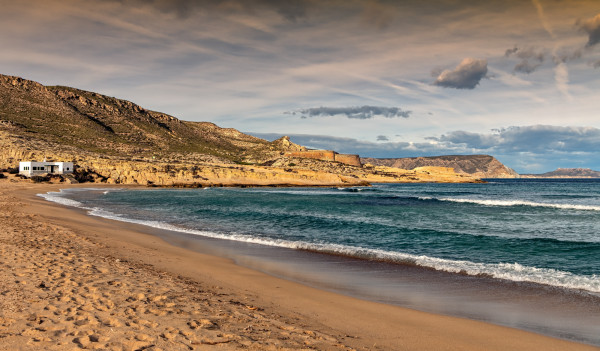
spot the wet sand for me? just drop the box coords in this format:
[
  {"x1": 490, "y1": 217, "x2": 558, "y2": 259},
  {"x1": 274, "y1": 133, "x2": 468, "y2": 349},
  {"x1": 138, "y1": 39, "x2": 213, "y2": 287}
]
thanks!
[
  {"x1": 154, "y1": 230, "x2": 600, "y2": 345},
  {"x1": 1, "y1": 180, "x2": 598, "y2": 350}
]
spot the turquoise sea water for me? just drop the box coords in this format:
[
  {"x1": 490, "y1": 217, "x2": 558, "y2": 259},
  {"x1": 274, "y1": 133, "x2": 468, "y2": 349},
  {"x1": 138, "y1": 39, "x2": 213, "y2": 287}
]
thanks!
[
  {"x1": 40, "y1": 179, "x2": 600, "y2": 345},
  {"x1": 42, "y1": 179, "x2": 600, "y2": 294}
]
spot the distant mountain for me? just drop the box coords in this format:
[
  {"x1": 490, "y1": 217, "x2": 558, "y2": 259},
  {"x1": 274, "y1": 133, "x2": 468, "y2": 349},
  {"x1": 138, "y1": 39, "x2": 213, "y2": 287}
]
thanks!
[
  {"x1": 361, "y1": 155, "x2": 519, "y2": 178},
  {"x1": 521, "y1": 168, "x2": 600, "y2": 178}
]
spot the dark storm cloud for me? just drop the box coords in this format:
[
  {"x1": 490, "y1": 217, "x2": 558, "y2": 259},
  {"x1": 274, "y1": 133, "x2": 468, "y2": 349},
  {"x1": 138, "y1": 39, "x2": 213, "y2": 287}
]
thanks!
[
  {"x1": 433, "y1": 58, "x2": 488, "y2": 89},
  {"x1": 376, "y1": 135, "x2": 389, "y2": 141},
  {"x1": 287, "y1": 106, "x2": 412, "y2": 119},
  {"x1": 577, "y1": 13, "x2": 600, "y2": 47}
]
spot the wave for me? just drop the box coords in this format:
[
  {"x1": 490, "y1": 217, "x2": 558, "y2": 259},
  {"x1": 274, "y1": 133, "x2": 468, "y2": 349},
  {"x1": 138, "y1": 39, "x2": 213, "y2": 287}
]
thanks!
[
  {"x1": 38, "y1": 191, "x2": 87, "y2": 208},
  {"x1": 422, "y1": 197, "x2": 600, "y2": 211},
  {"x1": 38, "y1": 189, "x2": 600, "y2": 293}
]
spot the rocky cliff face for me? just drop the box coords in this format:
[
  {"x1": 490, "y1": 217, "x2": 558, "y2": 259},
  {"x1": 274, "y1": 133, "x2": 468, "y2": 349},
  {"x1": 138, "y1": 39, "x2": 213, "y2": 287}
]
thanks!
[
  {"x1": 361, "y1": 155, "x2": 518, "y2": 178},
  {"x1": 283, "y1": 150, "x2": 362, "y2": 167}
]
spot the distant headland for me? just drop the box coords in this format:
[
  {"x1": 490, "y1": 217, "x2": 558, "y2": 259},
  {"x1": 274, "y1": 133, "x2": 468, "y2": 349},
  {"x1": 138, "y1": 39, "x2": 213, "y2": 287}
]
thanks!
[{"x1": 520, "y1": 168, "x2": 600, "y2": 178}]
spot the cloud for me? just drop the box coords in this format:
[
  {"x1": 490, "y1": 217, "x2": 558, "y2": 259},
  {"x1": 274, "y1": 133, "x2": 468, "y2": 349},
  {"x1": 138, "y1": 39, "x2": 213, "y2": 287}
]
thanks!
[
  {"x1": 435, "y1": 125, "x2": 600, "y2": 153},
  {"x1": 553, "y1": 48, "x2": 583, "y2": 64},
  {"x1": 504, "y1": 47, "x2": 519, "y2": 56},
  {"x1": 531, "y1": 0, "x2": 555, "y2": 39},
  {"x1": 553, "y1": 62, "x2": 572, "y2": 100},
  {"x1": 249, "y1": 126, "x2": 600, "y2": 173},
  {"x1": 255, "y1": 126, "x2": 600, "y2": 156},
  {"x1": 376, "y1": 135, "x2": 389, "y2": 141},
  {"x1": 248, "y1": 132, "x2": 426, "y2": 157},
  {"x1": 514, "y1": 61, "x2": 542, "y2": 74},
  {"x1": 505, "y1": 46, "x2": 545, "y2": 74},
  {"x1": 360, "y1": 0, "x2": 396, "y2": 29},
  {"x1": 260, "y1": 0, "x2": 310, "y2": 22},
  {"x1": 287, "y1": 106, "x2": 411, "y2": 119},
  {"x1": 433, "y1": 58, "x2": 488, "y2": 89},
  {"x1": 577, "y1": 13, "x2": 600, "y2": 47},
  {"x1": 110, "y1": 0, "x2": 311, "y2": 21}
]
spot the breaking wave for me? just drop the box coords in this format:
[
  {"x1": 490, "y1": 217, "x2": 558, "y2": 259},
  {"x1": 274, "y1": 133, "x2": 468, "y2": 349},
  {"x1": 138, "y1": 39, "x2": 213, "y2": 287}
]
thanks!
[
  {"x1": 38, "y1": 189, "x2": 600, "y2": 294},
  {"x1": 422, "y1": 197, "x2": 600, "y2": 211}
]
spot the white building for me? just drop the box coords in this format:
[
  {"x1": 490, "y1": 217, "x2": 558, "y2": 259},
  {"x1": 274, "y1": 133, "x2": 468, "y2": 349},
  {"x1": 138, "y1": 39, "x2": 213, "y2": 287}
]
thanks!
[{"x1": 19, "y1": 161, "x2": 74, "y2": 177}]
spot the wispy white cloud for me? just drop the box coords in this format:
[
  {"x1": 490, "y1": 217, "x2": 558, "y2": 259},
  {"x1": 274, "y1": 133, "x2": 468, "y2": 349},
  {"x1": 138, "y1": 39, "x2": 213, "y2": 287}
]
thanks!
[{"x1": 531, "y1": 0, "x2": 556, "y2": 39}]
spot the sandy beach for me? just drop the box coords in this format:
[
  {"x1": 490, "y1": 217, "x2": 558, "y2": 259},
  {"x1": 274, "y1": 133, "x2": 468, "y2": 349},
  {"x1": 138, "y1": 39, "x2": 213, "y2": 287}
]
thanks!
[{"x1": 1, "y1": 180, "x2": 598, "y2": 351}]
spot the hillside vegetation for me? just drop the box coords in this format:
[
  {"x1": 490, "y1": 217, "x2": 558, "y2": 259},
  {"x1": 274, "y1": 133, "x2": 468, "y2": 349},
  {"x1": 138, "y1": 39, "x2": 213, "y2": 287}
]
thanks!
[
  {"x1": 0, "y1": 74, "x2": 285, "y2": 164},
  {"x1": 0, "y1": 73, "x2": 481, "y2": 186}
]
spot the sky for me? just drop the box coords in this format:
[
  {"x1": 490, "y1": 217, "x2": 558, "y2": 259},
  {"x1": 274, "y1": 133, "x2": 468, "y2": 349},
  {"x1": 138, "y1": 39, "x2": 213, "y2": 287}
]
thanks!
[{"x1": 2, "y1": 0, "x2": 600, "y2": 173}]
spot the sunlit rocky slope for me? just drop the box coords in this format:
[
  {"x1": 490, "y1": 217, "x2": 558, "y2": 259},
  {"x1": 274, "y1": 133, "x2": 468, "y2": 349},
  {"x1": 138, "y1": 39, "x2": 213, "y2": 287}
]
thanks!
[
  {"x1": 0, "y1": 74, "x2": 481, "y2": 185},
  {"x1": 362, "y1": 155, "x2": 518, "y2": 178}
]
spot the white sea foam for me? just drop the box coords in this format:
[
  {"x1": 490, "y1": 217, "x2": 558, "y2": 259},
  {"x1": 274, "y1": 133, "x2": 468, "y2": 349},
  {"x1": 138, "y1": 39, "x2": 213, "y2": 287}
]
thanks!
[
  {"x1": 103, "y1": 213, "x2": 600, "y2": 293},
  {"x1": 427, "y1": 197, "x2": 600, "y2": 211},
  {"x1": 38, "y1": 188, "x2": 123, "y2": 209},
  {"x1": 38, "y1": 191, "x2": 87, "y2": 209},
  {"x1": 38, "y1": 189, "x2": 600, "y2": 294}
]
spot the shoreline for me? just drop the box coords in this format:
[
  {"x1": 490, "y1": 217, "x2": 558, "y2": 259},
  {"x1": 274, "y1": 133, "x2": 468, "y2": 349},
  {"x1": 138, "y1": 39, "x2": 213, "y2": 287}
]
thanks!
[
  {"x1": 41, "y1": 186, "x2": 600, "y2": 346},
  {"x1": 2, "y1": 182, "x2": 599, "y2": 350}
]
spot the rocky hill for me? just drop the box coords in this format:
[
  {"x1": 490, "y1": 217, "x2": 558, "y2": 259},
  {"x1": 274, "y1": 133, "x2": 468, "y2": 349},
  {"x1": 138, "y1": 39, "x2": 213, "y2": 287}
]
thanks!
[
  {"x1": 521, "y1": 168, "x2": 600, "y2": 178},
  {"x1": 0, "y1": 73, "x2": 481, "y2": 186},
  {"x1": 0, "y1": 74, "x2": 287, "y2": 164},
  {"x1": 361, "y1": 155, "x2": 518, "y2": 178}
]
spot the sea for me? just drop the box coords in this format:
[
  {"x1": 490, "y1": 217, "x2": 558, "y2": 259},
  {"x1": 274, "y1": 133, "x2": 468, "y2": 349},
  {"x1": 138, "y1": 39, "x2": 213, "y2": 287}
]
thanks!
[{"x1": 40, "y1": 179, "x2": 600, "y2": 345}]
